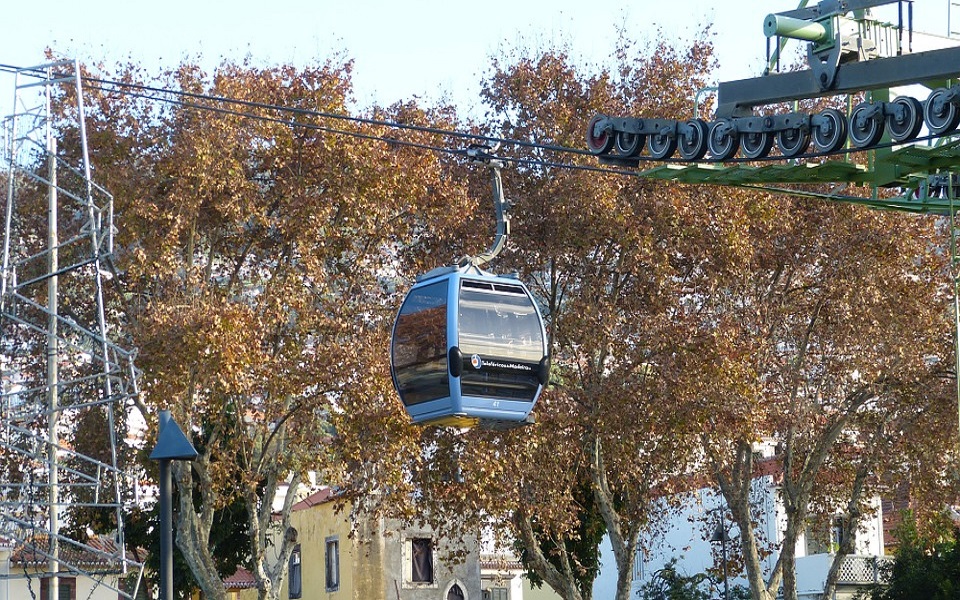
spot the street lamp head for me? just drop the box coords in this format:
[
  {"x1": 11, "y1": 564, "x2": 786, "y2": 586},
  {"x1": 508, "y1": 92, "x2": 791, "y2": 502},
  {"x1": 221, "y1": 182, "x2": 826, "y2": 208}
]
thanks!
[
  {"x1": 149, "y1": 410, "x2": 198, "y2": 461},
  {"x1": 710, "y1": 521, "x2": 728, "y2": 543}
]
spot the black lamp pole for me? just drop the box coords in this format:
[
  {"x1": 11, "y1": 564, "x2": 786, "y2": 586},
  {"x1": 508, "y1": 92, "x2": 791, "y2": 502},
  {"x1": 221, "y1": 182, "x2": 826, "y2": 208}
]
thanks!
[
  {"x1": 711, "y1": 509, "x2": 730, "y2": 600},
  {"x1": 150, "y1": 410, "x2": 198, "y2": 600},
  {"x1": 720, "y1": 523, "x2": 730, "y2": 600}
]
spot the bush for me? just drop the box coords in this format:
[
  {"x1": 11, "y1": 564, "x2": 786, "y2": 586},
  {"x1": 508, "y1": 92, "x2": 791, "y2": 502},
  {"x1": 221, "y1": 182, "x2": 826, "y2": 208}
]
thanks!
[
  {"x1": 636, "y1": 559, "x2": 749, "y2": 600},
  {"x1": 858, "y1": 515, "x2": 960, "y2": 600}
]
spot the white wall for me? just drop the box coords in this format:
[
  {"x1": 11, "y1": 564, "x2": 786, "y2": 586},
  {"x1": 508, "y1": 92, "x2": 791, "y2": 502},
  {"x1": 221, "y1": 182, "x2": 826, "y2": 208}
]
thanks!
[
  {"x1": 591, "y1": 535, "x2": 619, "y2": 599},
  {"x1": 593, "y1": 474, "x2": 887, "y2": 600},
  {"x1": 594, "y1": 485, "x2": 770, "y2": 599},
  {"x1": 0, "y1": 569, "x2": 122, "y2": 600}
]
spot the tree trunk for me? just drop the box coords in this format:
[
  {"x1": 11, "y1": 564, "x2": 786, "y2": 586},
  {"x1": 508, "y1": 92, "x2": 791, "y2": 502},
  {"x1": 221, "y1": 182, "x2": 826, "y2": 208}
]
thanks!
[
  {"x1": 778, "y1": 387, "x2": 875, "y2": 600},
  {"x1": 780, "y1": 517, "x2": 801, "y2": 600},
  {"x1": 249, "y1": 469, "x2": 301, "y2": 600},
  {"x1": 728, "y1": 495, "x2": 781, "y2": 600},
  {"x1": 716, "y1": 441, "x2": 781, "y2": 600},
  {"x1": 514, "y1": 510, "x2": 586, "y2": 600},
  {"x1": 172, "y1": 457, "x2": 227, "y2": 600},
  {"x1": 822, "y1": 423, "x2": 880, "y2": 600},
  {"x1": 588, "y1": 437, "x2": 639, "y2": 600},
  {"x1": 821, "y1": 514, "x2": 858, "y2": 600}
]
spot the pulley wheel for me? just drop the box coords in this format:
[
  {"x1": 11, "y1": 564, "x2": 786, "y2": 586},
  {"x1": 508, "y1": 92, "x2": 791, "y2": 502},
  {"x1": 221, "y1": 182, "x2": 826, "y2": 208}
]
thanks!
[
  {"x1": 648, "y1": 132, "x2": 678, "y2": 160},
  {"x1": 776, "y1": 127, "x2": 810, "y2": 158},
  {"x1": 677, "y1": 119, "x2": 709, "y2": 161},
  {"x1": 586, "y1": 115, "x2": 615, "y2": 155},
  {"x1": 707, "y1": 119, "x2": 739, "y2": 161},
  {"x1": 812, "y1": 108, "x2": 847, "y2": 153},
  {"x1": 886, "y1": 96, "x2": 923, "y2": 143},
  {"x1": 924, "y1": 88, "x2": 960, "y2": 136},
  {"x1": 614, "y1": 130, "x2": 645, "y2": 157},
  {"x1": 848, "y1": 102, "x2": 884, "y2": 149},
  {"x1": 740, "y1": 131, "x2": 773, "y2": 159}
]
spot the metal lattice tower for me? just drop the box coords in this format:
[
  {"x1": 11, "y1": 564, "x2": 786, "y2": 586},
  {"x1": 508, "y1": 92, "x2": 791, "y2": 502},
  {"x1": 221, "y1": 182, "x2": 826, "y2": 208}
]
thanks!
[{"x1": 0, "y1": 61, "x2": 144, "y2": 599}]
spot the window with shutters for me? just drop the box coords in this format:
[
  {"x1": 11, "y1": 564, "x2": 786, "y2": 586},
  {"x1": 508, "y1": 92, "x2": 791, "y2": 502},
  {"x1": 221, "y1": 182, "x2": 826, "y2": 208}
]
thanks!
[
  {"x1": 325, "y1": 536, "x2": 340, "y2": 592},
  {"x1": 402, "y1": 534, "x2": 437, "y2": 588},
  {"x1": 39, "y1": 577, "x2": 76, "y2": 600},
  {"x1": 288, "y1": 544, "x2": 302, "y2": 599}
]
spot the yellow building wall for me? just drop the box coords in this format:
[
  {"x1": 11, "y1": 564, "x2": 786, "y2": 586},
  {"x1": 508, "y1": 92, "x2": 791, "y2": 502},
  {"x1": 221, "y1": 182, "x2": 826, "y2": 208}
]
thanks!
[
  {"x1": 235, "y1": 588, "x2": 259, "y2": 600},
  {"x1": 281, "y1": 498, "x2": 386, "y2": 600},
  {"x1": 274, "y1": 493, "x2": 481, "y2": 599}
]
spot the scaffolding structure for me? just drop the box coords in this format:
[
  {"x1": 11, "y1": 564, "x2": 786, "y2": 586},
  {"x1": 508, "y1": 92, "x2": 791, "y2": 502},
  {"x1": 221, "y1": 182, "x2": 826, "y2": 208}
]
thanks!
[{"x1": 0, "y1": 60, "x2": 144, "y2": 600}]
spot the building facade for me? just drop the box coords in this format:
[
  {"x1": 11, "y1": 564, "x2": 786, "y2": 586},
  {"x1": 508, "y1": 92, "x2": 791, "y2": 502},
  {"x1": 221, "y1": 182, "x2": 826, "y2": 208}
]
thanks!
[
  {"x1": 274, "y1": 488, "x2": 480, "y2": 600},
  {"x1": 225, "y1": 486, "x2": 562, "y2": 600},
  {"x1": 0, "y1": 535, "x2": 133, "y2": 600},
  {"x1": 593, "y1": 445, "x2": 889, "y2": 600}
]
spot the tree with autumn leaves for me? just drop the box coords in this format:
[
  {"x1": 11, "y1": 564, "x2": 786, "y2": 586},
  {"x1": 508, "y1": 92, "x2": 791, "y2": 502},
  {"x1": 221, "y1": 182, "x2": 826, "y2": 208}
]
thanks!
[
  {"x1": 674, "y1": 191, "x2": 957, "y2": 600},
  {"x1": 40, "y1": 29, "x2": 959, "y2": 600},
  {"x1": 58, "y1": 56, "x2": 476, "y2": 600},
  {"x1": 382, "y1": 38, "x2": 955, "y2": 600},
  {"x1": 473, "y1": 35, "x2": 725, "y2": 600}
]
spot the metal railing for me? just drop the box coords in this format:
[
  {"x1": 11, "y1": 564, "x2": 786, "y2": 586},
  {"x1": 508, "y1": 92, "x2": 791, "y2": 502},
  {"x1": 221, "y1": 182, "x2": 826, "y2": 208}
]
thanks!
[{"x1": 836, "y1": 554, "x2": 893, "y2": 584}]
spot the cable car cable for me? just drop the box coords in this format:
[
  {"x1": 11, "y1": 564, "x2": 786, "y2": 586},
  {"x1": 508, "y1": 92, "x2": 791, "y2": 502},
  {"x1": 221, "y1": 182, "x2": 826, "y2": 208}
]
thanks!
[
  {"x1": 1, "y1": 62, "x2": 887, "y2": 187},
  {"x1": 32, "y1": 75, "x2": 882, "y2": 188},
  {"x1": 1, "y1": 61, "x2": 920, "y2": 167},
  {"x1": 78, "y1": 82, "x2": 463, "y2": 157},
  {"x1": 3, "y1": 62, "x2": 890, "y2": 169},
  {"x1": 60, "y1": 76, "x2": 653, "y2": 179},
  {"x1": 79, "y1": 73, "x2": 898, "y2": 166},
  {"x1": 0, "y1": 63, "x2": 598, "y2": 160}
]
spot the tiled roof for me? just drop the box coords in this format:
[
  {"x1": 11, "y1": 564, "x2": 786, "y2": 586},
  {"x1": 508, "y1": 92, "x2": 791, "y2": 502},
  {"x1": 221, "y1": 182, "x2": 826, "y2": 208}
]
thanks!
[
  {"x1": 290, "y1": 487, "x2": 337, "y2": 512},
  {"x1": 224, "y1": 566, "x2": 257, "y2": 590},
  {"x1": 9, "y1": 534, "x2": 128, "y2": 569}
]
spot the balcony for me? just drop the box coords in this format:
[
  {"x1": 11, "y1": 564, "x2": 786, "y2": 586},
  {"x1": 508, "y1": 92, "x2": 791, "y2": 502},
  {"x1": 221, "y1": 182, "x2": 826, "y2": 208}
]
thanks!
[{"x1": 796, "y1": 554, "x2": 893, "y2": 599}]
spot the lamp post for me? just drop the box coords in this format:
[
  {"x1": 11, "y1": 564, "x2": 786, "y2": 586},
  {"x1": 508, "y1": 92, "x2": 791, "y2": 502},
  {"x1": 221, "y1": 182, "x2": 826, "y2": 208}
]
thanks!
[
  {"x1": 149, "y1": 411, "x2": 198, "y2": 600},
  {"x1": 710, "y1": 509, "x2": 730, "y2": 600}
]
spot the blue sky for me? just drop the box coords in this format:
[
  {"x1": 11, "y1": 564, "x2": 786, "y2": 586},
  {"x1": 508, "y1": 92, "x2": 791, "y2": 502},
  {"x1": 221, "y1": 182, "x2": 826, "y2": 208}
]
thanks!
[{"x1": 0, "y1": 1, "x2": 952, "y2": 118}]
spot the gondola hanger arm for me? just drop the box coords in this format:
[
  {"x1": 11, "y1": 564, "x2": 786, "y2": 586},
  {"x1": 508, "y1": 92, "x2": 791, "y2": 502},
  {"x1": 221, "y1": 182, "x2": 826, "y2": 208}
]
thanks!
[{"x1": 460, "y1": 142, "x2": 511, "y2": 268}]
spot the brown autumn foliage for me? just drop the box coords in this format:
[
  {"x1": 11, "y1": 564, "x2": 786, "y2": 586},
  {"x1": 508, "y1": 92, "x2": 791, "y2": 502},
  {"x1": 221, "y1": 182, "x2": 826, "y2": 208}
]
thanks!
[
  {"x1": 688, "y1": 193, "x2": 957, "y2": 600},
  {"x1": 35, "y1": 27, "x2": 960, "y2": 600},
  {"x1": 53, "y1": 56, "x2": 479, "y2": 600},
  {"x1": 379, "y1": 33, "x2": 726, "y2": 600},
  {"x1": 398, "y1": 33, "x2": 957, "y2": 600}
]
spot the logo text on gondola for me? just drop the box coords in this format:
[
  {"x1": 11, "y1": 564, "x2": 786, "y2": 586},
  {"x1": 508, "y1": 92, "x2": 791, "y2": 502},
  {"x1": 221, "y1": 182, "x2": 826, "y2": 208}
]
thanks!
[{"x1": 471, "y1": 354, "x2": 532, "y2": 372}]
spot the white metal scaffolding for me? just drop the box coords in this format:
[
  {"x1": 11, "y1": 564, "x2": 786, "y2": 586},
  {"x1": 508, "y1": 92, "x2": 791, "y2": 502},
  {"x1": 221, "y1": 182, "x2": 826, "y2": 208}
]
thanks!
[{"x1": 0, "y1": 60, "x2": 144, "y2": 600}]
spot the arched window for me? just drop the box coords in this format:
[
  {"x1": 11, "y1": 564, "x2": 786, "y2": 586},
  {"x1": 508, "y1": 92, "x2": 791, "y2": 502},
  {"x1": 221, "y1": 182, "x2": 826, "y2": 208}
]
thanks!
[{"x1": 447, "y1": 583, "x2": 465, "y2": 600}]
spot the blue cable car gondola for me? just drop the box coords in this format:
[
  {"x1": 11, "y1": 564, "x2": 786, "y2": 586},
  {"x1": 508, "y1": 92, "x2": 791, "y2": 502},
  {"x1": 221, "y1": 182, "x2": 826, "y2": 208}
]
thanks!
[
  {"x1": 391, "y1": 263, "x2": 549, "y2": 428},
  {"x1": 390, "y1": 146, "x2": 549, "y2": 428}
]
